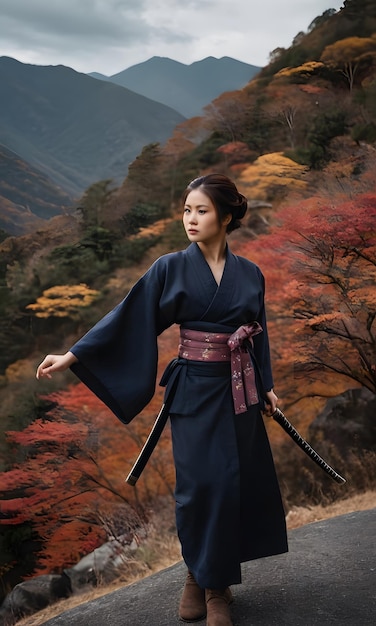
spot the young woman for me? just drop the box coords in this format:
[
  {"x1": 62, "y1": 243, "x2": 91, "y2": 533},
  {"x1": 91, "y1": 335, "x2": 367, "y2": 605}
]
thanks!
[{"x1": 36, "y1": 174, "x2": 288, "y2": 626}]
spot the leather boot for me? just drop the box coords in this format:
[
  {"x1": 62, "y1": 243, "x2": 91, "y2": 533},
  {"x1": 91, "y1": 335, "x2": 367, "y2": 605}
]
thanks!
[
  {"x1": 179, "y1": 571, "x2": 206, "y2": 622},
  {"x1": 205, "y1": 588, "x2": 233, "y2": 626}
]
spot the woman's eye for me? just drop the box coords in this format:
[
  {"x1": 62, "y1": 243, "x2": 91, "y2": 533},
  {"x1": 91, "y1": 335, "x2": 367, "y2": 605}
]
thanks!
[{"x1": 198, "y1": 210, "x2": 207, "y2": 215}]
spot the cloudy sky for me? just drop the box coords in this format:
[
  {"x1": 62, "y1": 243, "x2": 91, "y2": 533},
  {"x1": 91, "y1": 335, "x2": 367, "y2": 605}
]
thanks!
[{"x1": 1, "y1": 0, "x2": 344, "y2": 75}]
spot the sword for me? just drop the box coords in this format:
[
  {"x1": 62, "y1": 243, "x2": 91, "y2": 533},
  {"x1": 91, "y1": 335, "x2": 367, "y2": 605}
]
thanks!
[
  {"x1": 126, "y1": 360, "x2": 180, "y2": 486},
  {"x1": 271, "y1": 408, "x2": 346, "y2": 484},
  {"x1": 126, "y1": 401, "x2": 170, "y2": 486}
]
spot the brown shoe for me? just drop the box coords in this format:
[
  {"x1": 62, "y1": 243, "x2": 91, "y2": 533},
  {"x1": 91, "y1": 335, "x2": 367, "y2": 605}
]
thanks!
[
  {"x1": 205, "y1": 588, "x2": 233, "y2": 626},
  {"x1": 179, "y1": 571, "x2": 206, "y2": 622}
]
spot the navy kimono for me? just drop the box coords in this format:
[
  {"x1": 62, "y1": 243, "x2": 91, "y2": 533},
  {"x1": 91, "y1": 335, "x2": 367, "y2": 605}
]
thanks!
[{"x1": 70, "y1": 242, "x2": 288, "y2": 589}]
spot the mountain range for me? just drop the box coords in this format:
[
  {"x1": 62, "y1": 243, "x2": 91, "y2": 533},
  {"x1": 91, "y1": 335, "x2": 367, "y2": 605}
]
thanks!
[
  {"x1": 89, "y1": 56, "x2": 261, "y2": 118},
  {"x1": 0, "y1": 55, "x2": 260, "y2": 234},
  {"x1": 0, "y1": 56, "x2": 185, "y2": 197}
]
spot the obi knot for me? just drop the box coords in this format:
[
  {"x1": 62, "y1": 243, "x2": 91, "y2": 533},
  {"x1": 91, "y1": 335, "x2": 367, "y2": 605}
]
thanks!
[
  {"x1": 227, "y1": 322, "x2": 262, "y2": 350},
  {"x1": 227, "y1": 322, "x2": 262, "y2": 414}
]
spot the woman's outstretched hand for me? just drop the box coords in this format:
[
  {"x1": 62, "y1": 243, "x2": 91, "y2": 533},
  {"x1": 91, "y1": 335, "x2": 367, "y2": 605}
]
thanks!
[
  {"x1": 36, "y1": 351, "x2": 78, "y2": 380},
  {"x1": 264, "y1": 389, "x2": 278, "y2": 416}
]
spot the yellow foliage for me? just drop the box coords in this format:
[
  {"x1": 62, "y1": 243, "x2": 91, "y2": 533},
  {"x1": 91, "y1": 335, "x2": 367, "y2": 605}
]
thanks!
[
  {"x1": 237, "y1": 152, "x2": 308, "y2": 202},
  {"x1": 130, "y1": 217, "x2": 174, "y2": 240},
  {"x1": 5, "y1": 359, "x2": 36, "y2": 384},
  {"x1": 321, "y1": 36, "x2": 376, "y2": 65},
  {"x1": 275, "y1": 61, "x2": 325, "y2": 78},
  {"x1": 26, "y1": 284, "x2": 99, "y2": 318}
]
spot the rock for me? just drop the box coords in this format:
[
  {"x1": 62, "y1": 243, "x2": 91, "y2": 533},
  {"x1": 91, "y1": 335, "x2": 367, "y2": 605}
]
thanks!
[
  {"x1": 309, "y1": 386, "x2": 376, "y2": 452},
  {"x1": 0, "y1": 529, "x2": 144, "y2": 625},
  {"x1": 0, "y1": 573, "x2": 71, "y2": 626}
]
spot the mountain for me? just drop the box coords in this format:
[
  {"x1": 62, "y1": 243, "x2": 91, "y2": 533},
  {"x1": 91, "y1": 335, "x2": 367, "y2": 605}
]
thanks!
[
  {"x1": 0, "y1": 57, "x2": 185, "y2": 197},
  {"x1": 0, "y1": 145, "x2": 73, "y2": 235},
  {"x1": 90, "y1": 56, "x2": 261, "y2": 118},
  {"x1": 88, "y1": 72, "x2": 110, "y2": 82}
]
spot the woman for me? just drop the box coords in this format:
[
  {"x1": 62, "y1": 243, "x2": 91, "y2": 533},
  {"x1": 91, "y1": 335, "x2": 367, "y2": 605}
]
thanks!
[{"x1": 36, "y1": 174, "x2": 288, "y2": 626}]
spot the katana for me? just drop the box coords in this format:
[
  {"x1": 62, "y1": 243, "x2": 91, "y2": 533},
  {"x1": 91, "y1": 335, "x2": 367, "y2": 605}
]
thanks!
[
  {"x1": 272, "y1": 408, "x2": 346, "y2": 484},
  {"x1": 126, "y1": 401, "x2": 170, "y2": 486},
  {"x1": 126, "y1": 360, "x2": 179, "y2": 486}
]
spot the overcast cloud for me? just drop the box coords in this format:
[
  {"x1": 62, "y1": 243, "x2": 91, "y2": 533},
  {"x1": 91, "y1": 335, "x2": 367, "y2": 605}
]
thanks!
[{"x1": 0, "y1": 0, "x2": 344, "y2": 75}]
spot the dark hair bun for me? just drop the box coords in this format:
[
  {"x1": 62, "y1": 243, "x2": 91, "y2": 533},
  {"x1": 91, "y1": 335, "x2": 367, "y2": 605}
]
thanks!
[{"x1": 235, "y1": 194, "x2": 248, "y2": 220}]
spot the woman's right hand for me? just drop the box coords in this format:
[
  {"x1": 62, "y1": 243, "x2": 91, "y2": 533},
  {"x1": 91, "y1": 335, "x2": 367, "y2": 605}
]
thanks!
[{"x1": 36, "y1": 351, "x2": 78, "y2": 380}]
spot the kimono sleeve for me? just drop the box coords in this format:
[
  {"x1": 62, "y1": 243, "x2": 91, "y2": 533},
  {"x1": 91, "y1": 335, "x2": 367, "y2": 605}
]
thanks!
[{"x1": 69, "y1": 262, "x2": 166, "y2": 424}]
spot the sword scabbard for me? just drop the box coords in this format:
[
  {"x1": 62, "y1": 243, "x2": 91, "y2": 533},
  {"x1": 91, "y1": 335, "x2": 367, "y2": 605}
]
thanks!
[
  {"x1": 125, "y1": 402, "x2": 170, "y2": 486},
  {"x1": 272, "y1": 408, "x2": 346, "y2": 485},
  {"x1": 126, "y1": 361, "x2": 180, "y2": 485}
]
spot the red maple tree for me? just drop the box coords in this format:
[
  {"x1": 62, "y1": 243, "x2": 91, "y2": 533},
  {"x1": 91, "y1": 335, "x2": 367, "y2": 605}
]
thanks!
[
  {"x1": 236, "y1": 190, "x2": 376, "y2": 408},
  {"x1": 0, "y1": 328, "x2": 178, "y2": 574}
]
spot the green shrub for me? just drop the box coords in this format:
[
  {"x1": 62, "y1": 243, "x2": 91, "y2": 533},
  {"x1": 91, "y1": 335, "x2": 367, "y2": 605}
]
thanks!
[
  {"x1": 306, "y1": 110, "x2": 348, "y2": 168},
  {"x1": 119, "y1": 235, "x2": 161, "y2": 266},
  {"x1": 122, "y1": 203, "x2": 163, "y2": 236},
  {"x1": 351, "y1": 122, "x2": 376, "y2": 144},
  {"x1": 283, "y1": 148, "x2": 312, "y2": 166}
]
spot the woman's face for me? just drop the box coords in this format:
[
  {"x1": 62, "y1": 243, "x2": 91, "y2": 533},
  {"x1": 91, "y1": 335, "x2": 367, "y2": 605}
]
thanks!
[{"x1": 183, "y1": 189, "x2": 229, "y2": 245}]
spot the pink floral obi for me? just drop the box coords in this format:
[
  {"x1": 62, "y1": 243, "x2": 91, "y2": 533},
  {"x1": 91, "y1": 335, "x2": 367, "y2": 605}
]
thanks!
[{"x1": 178, "y1": 323, "x2": 262, "y2": 414}]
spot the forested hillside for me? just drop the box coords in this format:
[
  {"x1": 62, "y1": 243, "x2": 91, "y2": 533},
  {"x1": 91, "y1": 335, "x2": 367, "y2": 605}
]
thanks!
[
  {"x1": 0, "y1": 57, "x2": 184, "y2": 196},
  {"x1": 0, "y1": 0, "x2": 375, "y2": 608},
  {"x1": 0, "y1": 145, "x2": 74, "y2": 235}
]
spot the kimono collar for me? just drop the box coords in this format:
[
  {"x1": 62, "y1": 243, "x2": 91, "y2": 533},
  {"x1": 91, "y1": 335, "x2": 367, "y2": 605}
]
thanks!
[{"x1": 185, "y1": 243, "x2": 237, "y2": 322}]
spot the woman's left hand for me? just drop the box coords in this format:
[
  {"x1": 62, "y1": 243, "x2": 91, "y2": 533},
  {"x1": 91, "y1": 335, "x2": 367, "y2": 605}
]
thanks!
[{"x1": 264, "y1": 389, "x2": 278, "y2": 416}]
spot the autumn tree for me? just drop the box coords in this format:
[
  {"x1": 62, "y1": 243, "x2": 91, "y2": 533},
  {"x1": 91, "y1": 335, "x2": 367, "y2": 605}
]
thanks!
[
  {"x1": 0, "y1": 409, "x2": 108, "y2": 573},
  {"x1": 0, "y1": 386, "x2": 175, "y2": 576},
  {"x1": 0, "y1": 326, "x2": 178, "y2": 578},
  {"x1": 26, "y1": 284, "x2": 99, "y2": 319},
  {"x1": 237, "y1": 152, "x2": 308, "y2": 205},
  {"x1": 216, "y1": 142, "x2": 256, "y2": 167},
  {"x1": 320, "y1": 36, "x2": 376, "y2": 91},
  {"x1": 279, "y1": 102, "x2": 299, "y2": 148},
  {"x1": 238, "y1": 192, "x2": 376, "y2": 401},
  {"x1": 265, "y1": 85, "x2": 314, "y2": 149},
  {"x1": 275, "y1": 61, "x2": 326, "y2": 82},
  {"x1": 203, "y1": 88, "x2": 278, "y2": 155},
  {"x1": 204, "y1": 90, "x2": 251, "y2": 143}
]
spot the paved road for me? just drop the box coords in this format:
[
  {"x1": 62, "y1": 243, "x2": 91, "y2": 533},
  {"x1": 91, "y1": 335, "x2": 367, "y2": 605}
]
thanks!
[{"x1": 43, "y1": 508, "x2": 375, "y2": 625}]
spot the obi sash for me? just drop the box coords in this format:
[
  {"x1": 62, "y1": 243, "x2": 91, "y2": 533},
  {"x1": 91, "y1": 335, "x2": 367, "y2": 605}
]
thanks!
[{"x1": 178, "y1": 323, "x2": 262, "y2": 414}]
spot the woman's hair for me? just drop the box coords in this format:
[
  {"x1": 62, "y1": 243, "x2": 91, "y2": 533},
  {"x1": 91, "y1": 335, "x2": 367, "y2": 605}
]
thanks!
[{"x1": 182, "y1": 173, "x2": 248, "y2": 233}]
